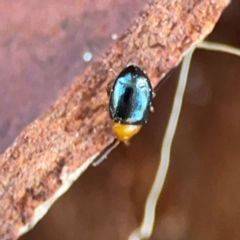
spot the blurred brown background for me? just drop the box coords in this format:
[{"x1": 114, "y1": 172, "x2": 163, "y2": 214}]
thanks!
[{"x1": 1, "y1": 0, "x2": 240, "y2": 239}]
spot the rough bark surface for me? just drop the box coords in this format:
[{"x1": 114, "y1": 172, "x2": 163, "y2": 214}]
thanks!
[{"x1": 0, "y1": 0, "x2": 231, "y2": 239}]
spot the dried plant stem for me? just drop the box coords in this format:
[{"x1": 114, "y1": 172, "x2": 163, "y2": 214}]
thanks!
[
  {"x1": 129, "y1": 40, "x2": 240, "y2": 240},
  {"x1": 198, "y1": 41, "x2": 240, "y2": 56},
  {"x1": 129, "y1": 46, "x2": 195, "y2": 240}
]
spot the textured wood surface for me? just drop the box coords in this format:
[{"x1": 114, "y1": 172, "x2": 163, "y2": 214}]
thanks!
[{"x1": 0, "y1": 0, "x2": 231, "y2": 239}]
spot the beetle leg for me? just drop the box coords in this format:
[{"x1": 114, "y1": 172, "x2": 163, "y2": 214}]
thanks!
[
  {"x1": 150, "y1": 105, "x2": 154, "y2": 113},
  {"x1": 124, "y1": 140, "x2": 131, "y2": 147},
  {"x1": 106, "y1": 82, "x2": 113, "y2": 96},
  {"x1": 109, "y1": 68, "x2": 117, "y2": 77}
]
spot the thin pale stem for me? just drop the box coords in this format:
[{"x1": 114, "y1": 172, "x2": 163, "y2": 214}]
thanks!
[
  {"x1": 197, "y1": 41, "x2": 240, "y2": 56},
  {"x1": 128, "y1": 46, "x2": 196, "y2": 240}
]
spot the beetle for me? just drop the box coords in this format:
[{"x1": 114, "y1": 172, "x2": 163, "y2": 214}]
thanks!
[{"x1": 109, "y1": 64, "x2": 153, "y2": 142}]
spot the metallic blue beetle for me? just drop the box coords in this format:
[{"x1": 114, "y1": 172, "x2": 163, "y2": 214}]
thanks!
[{"x1": 109, "y1": 65, "x2": 153, "y2": 142}]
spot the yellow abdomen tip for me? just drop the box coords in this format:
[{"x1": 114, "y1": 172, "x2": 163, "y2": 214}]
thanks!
[{"x1": 111, "y1": 123, "x2": 142, "y2": 142}]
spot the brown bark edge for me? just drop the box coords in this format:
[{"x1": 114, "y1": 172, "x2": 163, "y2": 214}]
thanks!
[{"x1": 0, "y1": 0, "x2": 231, "y2": 239}]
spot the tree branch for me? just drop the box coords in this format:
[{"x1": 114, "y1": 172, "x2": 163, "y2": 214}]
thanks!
[{"x1": 0, "y1": 0, "x2": 231, "y2": 239}]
